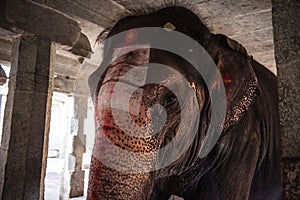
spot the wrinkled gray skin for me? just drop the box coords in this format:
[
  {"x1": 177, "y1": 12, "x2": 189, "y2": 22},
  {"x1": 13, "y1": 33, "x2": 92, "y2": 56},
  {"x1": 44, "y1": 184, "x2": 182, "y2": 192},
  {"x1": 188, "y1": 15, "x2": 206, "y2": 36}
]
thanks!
[{"x1": 87, "y1": 6, "x2": 281, "y2": 200}]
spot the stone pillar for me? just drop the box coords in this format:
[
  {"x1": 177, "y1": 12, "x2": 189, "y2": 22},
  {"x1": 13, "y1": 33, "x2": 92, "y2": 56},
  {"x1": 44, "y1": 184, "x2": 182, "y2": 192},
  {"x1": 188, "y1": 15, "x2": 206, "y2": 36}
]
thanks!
[
  {"x1": 66, "y1": 62, "x2": 98, "y2": 198},
  {"x1": 69, "y1": 96, "x2": 87, "y2": 198},
  {"x1": 40, "y1": 42, "x2": 55, "y2": 200},
  {"x1": 272, "y1": 0, "x2": 300, "y2": 199},
  {"x1": 60, "y1": 95, "x2": 87, "y2": 199},
  {"x1": 0, "y1": 34, "x2": 54, "y2": 200}
]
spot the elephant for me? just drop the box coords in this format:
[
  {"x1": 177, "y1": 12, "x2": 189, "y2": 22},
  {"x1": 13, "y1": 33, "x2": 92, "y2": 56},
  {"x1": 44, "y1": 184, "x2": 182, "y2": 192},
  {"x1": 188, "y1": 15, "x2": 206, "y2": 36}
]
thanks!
[{"x1": 87, "y1": 6, "x2": 281, "y2": 200}]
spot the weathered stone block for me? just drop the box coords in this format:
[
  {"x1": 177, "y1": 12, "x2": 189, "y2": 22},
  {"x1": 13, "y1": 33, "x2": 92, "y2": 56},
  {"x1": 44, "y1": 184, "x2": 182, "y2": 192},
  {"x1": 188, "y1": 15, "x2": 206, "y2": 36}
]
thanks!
[
  {"x1": 69, "y1": 170, "x2": 85, "y2": 198},
  {"x1": 277, "y1": 62, "x2": 300, "y2": 158},
  {"x1": 272, "y1": 0, "x2": 300, "y2": 158},
  {"x1": 272, "y1": 0, "x2": 300, "y2": 198},
  {"x1": 272, "y1": 0, "x2": 300, "y2": 65},
  {"x1": 282, "y1": 158, "x2": 300, "y2": 199}
]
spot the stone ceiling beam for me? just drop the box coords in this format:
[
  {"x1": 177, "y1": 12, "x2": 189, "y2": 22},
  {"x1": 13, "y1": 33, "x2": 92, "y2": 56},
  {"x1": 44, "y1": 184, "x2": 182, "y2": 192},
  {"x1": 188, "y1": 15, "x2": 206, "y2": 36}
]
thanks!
[
  {"x1": 0, "y1": 37, "x2": 11, "y2": 66},
  {"x1": 53, "y1": 76, "x2": 75, "y2": 94},
  {"x1": 113, "y1": 0, "x2": 161, "y2": 11},
  {"x1": 0, "y1": 0, "x2": 92, "y2": 58},
  {"x1": 45, "y1": 0, "x2": 129, "y2": 28},
  {"x1": 54, "y1": 54, "x2": 81, "y2": 79}
]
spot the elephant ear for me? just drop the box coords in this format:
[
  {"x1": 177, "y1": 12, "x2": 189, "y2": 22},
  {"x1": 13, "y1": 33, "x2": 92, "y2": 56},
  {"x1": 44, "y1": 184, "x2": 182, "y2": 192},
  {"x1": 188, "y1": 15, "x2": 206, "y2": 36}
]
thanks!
[{"x1": 206, "y1": 34, "x2": 261, "y2": 133}]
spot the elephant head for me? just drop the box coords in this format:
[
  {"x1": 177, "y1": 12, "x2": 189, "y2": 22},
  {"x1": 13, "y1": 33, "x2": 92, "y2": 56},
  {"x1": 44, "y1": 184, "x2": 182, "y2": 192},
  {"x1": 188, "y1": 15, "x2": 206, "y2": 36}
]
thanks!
[{"x1": 87, "y1": 6, "x2": 281, "y2": 200}]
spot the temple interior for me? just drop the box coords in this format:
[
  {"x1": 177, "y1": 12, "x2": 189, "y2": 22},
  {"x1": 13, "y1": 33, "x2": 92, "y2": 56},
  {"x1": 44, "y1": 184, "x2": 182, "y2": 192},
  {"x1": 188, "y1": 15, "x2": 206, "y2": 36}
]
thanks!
[{"x1": 0, "y1": 0, "x2": 299, "y2": 199}]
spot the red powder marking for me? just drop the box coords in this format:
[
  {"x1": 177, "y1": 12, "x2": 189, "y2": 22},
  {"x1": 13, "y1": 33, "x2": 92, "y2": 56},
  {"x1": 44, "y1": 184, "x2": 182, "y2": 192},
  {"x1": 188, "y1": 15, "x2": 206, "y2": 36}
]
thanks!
[
  {"x1": 125, "y1": 29, "x2": 138, "y2": 43},
  {"x1": 223, "y1": 71, "x2": 232, "y2": 84}
]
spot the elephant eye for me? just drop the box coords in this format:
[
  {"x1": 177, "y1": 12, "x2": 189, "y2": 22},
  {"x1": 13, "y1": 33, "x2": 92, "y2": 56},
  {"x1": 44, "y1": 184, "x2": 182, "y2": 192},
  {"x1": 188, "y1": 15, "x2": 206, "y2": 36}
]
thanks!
[{"x1": 165, "y1": 93, "x2": 177, "y2": 106}]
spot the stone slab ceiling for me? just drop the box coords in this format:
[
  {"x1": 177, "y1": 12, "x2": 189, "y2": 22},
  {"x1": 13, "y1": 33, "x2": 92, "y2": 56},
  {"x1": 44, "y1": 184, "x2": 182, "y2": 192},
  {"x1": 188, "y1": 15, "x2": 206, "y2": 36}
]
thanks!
[{"x1": 0, "y1": 0, "x2": 276, "y2": 93}]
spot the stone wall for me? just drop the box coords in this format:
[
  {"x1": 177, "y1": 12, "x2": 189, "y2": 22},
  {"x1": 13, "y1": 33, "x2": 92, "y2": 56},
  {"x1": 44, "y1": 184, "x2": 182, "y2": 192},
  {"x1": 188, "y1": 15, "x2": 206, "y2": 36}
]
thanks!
[{"x1": 272, "y1": 0, "x2": 300, "y2": 199}]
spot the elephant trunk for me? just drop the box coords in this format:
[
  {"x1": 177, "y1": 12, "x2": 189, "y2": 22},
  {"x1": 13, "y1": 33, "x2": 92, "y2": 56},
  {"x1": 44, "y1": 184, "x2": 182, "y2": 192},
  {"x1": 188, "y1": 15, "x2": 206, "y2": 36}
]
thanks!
[
  {"x1": 87, "y1": 156, "x2": 155, "y2": 200},
  {"x1": 87, "y1": 47, "x2": 161, "y2": 199}
]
